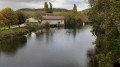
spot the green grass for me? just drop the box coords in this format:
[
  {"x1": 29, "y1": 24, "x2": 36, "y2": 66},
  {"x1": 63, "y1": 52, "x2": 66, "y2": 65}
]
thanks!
[
  {"x1": 0, "y1": 28, "x2": 29, "y2": 41},
  {"x1": 0, "y1": 25, "x2": 18, "y2": 29}
]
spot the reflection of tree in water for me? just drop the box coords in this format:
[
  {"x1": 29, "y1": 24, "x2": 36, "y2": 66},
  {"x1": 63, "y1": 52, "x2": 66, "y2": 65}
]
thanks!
[
  {"x1": 45, "y1": 28, "x2": 54, "y2": 44},
  {"x1": 0, "y1": 36, "x2": 27, "y2": 55},
  {"x1": 35, "y1": 28, "x2": 54, "y2": 44},
  {"x1": 87, "y1": 48, "x2": 98, "y2": 67},
  {"x1": 65, "y1": 25, "x2": 82, "y2": 38}
]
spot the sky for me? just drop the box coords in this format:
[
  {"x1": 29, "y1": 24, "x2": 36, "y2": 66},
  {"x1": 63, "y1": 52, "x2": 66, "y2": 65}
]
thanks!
[{"x1": 0, "y1": 0, "x2": 89, "y2": 11}]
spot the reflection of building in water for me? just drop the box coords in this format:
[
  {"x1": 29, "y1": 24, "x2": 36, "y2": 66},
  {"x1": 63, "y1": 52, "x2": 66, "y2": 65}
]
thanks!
[{"x1": 0, "y1": 36, "x2": 27, "y2": 55}]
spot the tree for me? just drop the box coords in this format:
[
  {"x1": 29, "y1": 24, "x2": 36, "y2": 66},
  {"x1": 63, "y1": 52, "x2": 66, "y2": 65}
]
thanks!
[
  {"x1": 1, "y1": 8, "x2": 18, "y2": 29},
  {"x1": 34, "y1": 12, "x2": 43, "y2": 22},
  {"x1": 73, "y1": 4, "x2": 77, "y2": 11},
  {"x1": 0, "y1": 13, "x2": 7, "y2": 26},
  {"x1": 49, "y1": 2, "x2": 53, "y2": 13},
  {"x1": 44, "y1": 2, "x2": 49, "y2": 13},
  {"x1": 88, "y1": 0, "x2": 120, "y2": 66},
  {"x1": 64, "y1": 11, "x2": 82, "y2": 26},
  {"x1": 16, "y1": 11, "x2": 26, "y2": 27}
]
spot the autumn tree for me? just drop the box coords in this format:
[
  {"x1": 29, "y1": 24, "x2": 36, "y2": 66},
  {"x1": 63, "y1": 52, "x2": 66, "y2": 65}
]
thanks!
[
  {"x1": 1, "y1": 8, "x2": 18, "y2": 29},
  {"x1": 44, "y1": 2, "x2": 49, "y2": 13},
  {"x1": 0, "y1": 13, "x2": 7, "y2": 26},
  {"x1": 16, "y1": 11, "x2": 26, "y2": 27}
]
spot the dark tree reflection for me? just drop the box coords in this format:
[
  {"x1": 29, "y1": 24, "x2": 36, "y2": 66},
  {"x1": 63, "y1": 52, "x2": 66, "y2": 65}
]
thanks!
[
  {"x1": 0, "y1": 36, "x2": 27, "y2": 55},
  {"x1": 87, "y1": 48, "x2": 98, "y2": 67},
  {"x1": 65, "y1": 25, "x2": 83, "y2": 38}
]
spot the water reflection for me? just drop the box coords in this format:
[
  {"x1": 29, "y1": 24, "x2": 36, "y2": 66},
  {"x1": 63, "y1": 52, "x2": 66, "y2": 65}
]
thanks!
[
  {"x1": 0, "y1": 25, "x2": 96, "y2": 67},
  {"x1": 87, "y1": 48, "x2": 98, "y2": 67},
  {"x1": 65, "y1": 26, "x2": 82, "y2": 38},
  {"x1": 0, "y1": 36, "x2": 27, "y2": 55}
]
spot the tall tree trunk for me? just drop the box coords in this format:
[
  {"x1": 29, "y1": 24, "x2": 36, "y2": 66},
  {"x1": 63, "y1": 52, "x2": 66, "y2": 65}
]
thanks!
[{"x1": 8, "y1": 24, "x2": 10, "y2": 29}]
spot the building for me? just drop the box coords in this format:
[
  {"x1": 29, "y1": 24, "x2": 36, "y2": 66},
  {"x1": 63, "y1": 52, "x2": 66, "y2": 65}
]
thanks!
[
  {"x1": 41, "y1": 13, "x2": 64, "y2": 26},
  {"x1": 26, "y1": 17, "x2": 40, "y2": 24},
  {"x1": 26, "y1": 13, "x2": 65, "y2": 26}
]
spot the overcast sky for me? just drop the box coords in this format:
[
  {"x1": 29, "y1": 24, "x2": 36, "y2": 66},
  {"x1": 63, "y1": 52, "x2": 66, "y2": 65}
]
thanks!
[{"x1": 0, "y1": 0, "x2": 89, "y2": 11}]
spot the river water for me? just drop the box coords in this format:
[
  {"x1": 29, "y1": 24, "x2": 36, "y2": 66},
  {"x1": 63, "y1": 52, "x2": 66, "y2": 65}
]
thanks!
[{"x1": 0, "y1": 25, "x2": 96, "y2": 67}]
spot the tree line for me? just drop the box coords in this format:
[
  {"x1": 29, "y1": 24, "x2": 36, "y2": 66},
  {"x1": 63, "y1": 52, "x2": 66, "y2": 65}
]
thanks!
[
  {"x1": 88, "y1": 0, "x2": 120, "y2": 67},
  {"x1": 0, "y1": 3, "x2": 82, "y2": 29},
  {"x1": 34, "y1": 3, "x2": 82, "y2": 27},
  {"x1": 44, "y1": 2, "x2": 77, "y2": 13},
  {"x1": 0, "y1": 8, "x2": 27, "y2": 29}
]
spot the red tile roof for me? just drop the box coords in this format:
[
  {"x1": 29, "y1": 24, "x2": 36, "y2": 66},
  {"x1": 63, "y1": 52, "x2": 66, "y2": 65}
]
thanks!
[{"x1": 43, "y1": 16, "x2": 64, "y2": 20}]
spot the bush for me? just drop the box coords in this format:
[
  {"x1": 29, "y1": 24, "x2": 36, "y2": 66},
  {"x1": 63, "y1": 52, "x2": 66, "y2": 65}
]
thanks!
[
  {"x1": 42, "y1": 22, "x2": 50, "y2": 28},
  {"x1": 25, "y1": 23, "x2": 38, "y2": 31},
  {"x1": 64, "y1": 11, "x2": 83, "y2": 26},
  {"x1": 0, "y1": 28, "x2": 29, "y2": 41}
]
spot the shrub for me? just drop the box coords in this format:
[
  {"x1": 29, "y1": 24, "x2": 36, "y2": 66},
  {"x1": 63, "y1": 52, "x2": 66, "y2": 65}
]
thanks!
[
  {"x1": 25, "y1": 23, "x2": 38, "y2": 31},
  {"x1": 42, "y1": 22, "x2": 50, "y2": 28},
  {"x1": 0, "y1": 28, "x2": 29, "y2": 41}
]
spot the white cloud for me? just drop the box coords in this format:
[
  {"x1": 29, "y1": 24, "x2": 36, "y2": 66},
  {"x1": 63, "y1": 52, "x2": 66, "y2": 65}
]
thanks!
[{"x1": 0, "y1": 0, "x2": 89, "y2": 11}]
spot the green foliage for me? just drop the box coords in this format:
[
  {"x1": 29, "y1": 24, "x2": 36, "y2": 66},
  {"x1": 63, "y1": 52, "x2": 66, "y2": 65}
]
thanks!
[
  {"x1": 88, "y1": 0, "x2": 120, "y2": 66},
  {"x1": 64, "y1": 11, "x2": 82, "y2": 26},
  {"x1": 73, "y1": 4, "x2": 77, "y2": 12},
  {"x1": 16, "y1": 11, "x2": 26, "y2": 26},
  {"x1": 88, "y1": 0, "x2": 120, "y2": 36},
  {"x1": 0, "y1": 13, "x2": 7, "y2": 26},
  {"x1": 25, "y1": 23, "x2": 38, "y2": 31},
  {"x1": 53, "y1": 11, "x2": 83, "y2": 27},
  {"x1": 0, "y1": 28, "x2": 29, "y2": 41},
  {"x1": 44, "y1": 2, "x2": 53, "y2": 13},
  {"x1": 49, "y1": 2, "x2": 53, "y2": 13},
  {"x1": 96, "y1": 53, "x2": 113, "y2": 67},
  {"x1": 44, "y1": 2, "x2": 49, "y2": 13},
  {"x1": 42, "y1": 21, "x2": 50, "y2": 28},
  {"x1": 0, "y1": 8, "x2": 18, "y2": 29},
  {"x1": 34, "y1": 12, "x2": 43, "y2": 22}
]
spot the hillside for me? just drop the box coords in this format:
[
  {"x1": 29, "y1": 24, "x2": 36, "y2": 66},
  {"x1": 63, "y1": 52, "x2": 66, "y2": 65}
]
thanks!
[
  {"x1": 79, "y1": 9, "x2": 89, "y2": 23},
  {"x1": 18, "y1": 8, "x2": 69, "y2": 12}
]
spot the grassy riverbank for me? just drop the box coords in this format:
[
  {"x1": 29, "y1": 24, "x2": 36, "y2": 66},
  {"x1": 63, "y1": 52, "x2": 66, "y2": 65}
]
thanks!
[
  {"x1": 0, "y1": 28, "x2": 29, "y2": 41},
  {"x1": 0, "y1": 23, "x2": 50, "y2": 41},
  {"x1": 0, "y1": 25, "x2": 18, "y2": 29}
]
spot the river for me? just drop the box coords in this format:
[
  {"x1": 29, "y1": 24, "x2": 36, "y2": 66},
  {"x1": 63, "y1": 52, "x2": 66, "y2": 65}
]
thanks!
[{"x1": 0, "y1": 25, "x2": 96, "y2": 67}]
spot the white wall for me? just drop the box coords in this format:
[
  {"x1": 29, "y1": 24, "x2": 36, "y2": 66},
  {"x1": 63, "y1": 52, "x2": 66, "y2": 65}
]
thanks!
[
  {"x1": 26, "y1": 17, "x2": 38, "y2": 22},
  {"x1": 42, "y1": 20, "x2": 64, "y2": 25}
]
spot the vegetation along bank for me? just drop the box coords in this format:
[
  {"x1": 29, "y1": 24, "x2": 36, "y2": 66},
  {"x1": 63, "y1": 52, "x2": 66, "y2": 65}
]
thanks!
[
  {"x1": 88, "y1": 0, "x2": 120, "y2": 67},
  {"x1": 0, "y1": 2, "x2": 86, "y2": 41}
]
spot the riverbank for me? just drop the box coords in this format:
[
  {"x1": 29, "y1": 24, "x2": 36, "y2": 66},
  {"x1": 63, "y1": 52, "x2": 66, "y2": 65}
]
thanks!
[
  {"x1": 0, "y1": 23, "x2": 51, "y2": 41},
  {"x1": 0, "y1": 25, "x2": 96, "y2": 67},
  {"x1": 0, "y1": 28, "x2": 29, "y2": 41}
]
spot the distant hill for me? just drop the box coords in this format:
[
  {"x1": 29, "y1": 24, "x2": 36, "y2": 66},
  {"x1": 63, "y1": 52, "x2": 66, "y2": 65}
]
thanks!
[
  {"x1": 18, "y1": 8, "x2": 69, "y2": 12},
  {"x1": 81, "y1": 8, "x2": 89, "y2": 12}
]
